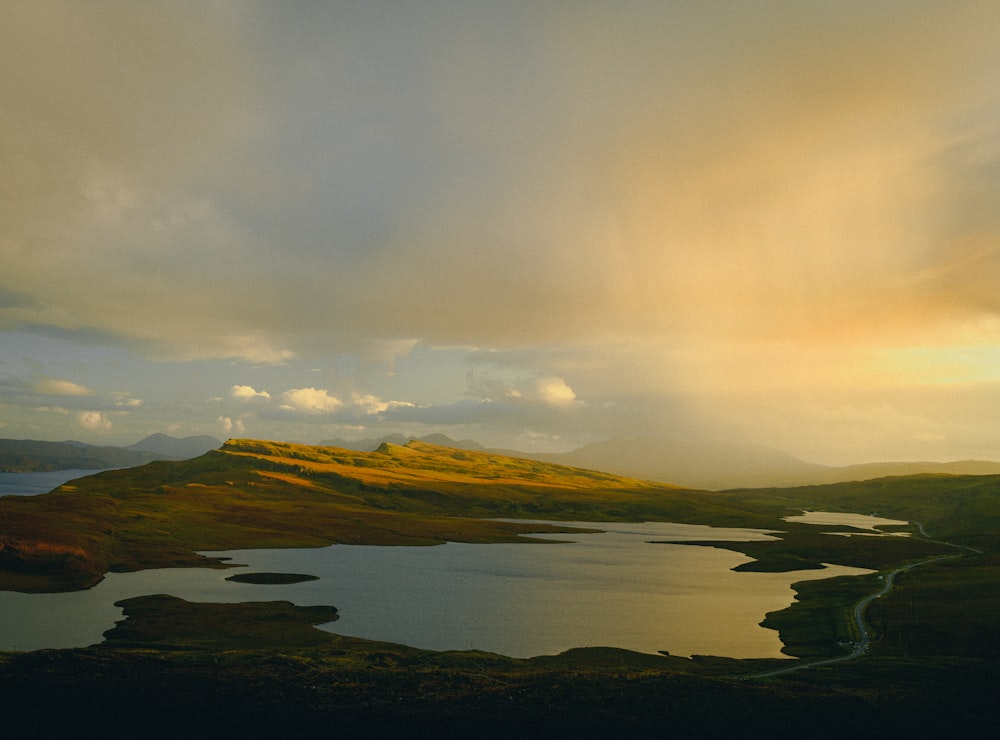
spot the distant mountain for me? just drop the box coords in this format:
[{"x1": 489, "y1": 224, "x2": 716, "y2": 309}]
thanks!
[
  {"x1": 0, "y1": 434, "x2": 223, "y2": 473},
  {"x1": 318, "y1": 433, "x2": 486, "y2": 453},
  {"x1": 0, "y1": 439, "x2": 164, "y2": 473},
  {"x1": 515, "y1": 436, "x2": 824, "y2": 489},
  {"x1": 808, "y1": 459, "x2": 1000, "y2": 486},
  {"x1": 517, "y1": 435, "x2": 1000, "y2": 489},
  {"x1": 127, "y1": 433, "x2": 222, "y2": 459}
]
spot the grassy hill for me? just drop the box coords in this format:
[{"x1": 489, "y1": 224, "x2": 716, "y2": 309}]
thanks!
[{"x1": 0, "y1": 438, "x2": 691, "y2": 592}]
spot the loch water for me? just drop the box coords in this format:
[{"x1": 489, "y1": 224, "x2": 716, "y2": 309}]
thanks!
[{"x1": 0, "y1": 519, "x2": 874, "y2": 658}]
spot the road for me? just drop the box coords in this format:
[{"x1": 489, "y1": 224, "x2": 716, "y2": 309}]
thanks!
[{"x1": 739, "y1": 521, "x2": 975, "y2": 680}]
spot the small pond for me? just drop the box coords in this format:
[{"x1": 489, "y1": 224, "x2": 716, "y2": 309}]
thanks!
[{"x1": 783, "y1": 511, "x2": 909, "y2": 531}]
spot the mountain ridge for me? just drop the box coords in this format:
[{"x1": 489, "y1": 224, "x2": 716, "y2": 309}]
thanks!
[
  {"x1": 126, "y1": 433, "x2": 222, "y2": 459},
  {"x1": 0, "y1": 434, "x2": 222, "y2": 473}
]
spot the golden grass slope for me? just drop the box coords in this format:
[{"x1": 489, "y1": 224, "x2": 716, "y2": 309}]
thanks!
[{"x1": 226, "y1": 437, "x2": 672, "y2": 491}]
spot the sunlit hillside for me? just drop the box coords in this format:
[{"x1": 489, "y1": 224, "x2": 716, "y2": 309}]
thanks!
[
  {"x1": 0, "y1": 439, "x2": 700, "y2": 592},
  {"x1": 226, "y1": 437, "x2": 671, "y2": 490}
]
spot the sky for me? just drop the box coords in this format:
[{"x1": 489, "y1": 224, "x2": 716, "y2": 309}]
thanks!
[{"x1": 3, "y1": 1, "x2": 1000, "y2": 466}]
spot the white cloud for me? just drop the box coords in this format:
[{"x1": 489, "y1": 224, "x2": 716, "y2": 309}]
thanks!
[
  {"x1": 111, "y1": 391, "x2": 143, "y2": 408},
  {"x1": 33, "y1": 378, "x2": 94, "y2": 396},
  {"x1": 533, "y1": 377, "x2": 577, "y2": 406},
  {"x1": 78, "y1": 411, "x2": 112, "y2": 430},
  {"x1": 467, "y1": 371, "x2": 578, "y2": 408},
  {"x1": 350, "y1": 393, "x2": 390, "y2": 415},
  {"x1": 216, "y1": 336, "x2": 296, "y2": 365},
  {"x1": 231, "y1": 384, "x2": 271, "y2": 401},
  {"x1": 216, "y1": 416, "x2": 246, "y2": 435},
  {"x1": 349, "y1": 393, "x2": 416, "y2": 416},
  {"x1": 280, "y1": 387, "x2": 343, "y2": 415},
  {"x1": 35, "y1": 406, "x2": 70, "y2": 415}
]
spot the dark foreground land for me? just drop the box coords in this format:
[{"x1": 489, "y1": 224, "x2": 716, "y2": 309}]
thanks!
[
  {"x1": 1, "y1": 594, "x2": 997, "y2": 739},
  {"x1": 1, "y1": 440, "x2": 998, "y2": 737},
  {"x1": 2, "y1": 624, "x2": 996, "y2": 738}
]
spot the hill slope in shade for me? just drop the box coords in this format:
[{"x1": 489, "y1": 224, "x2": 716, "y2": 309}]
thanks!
[
  {"x1": 0, "y1": 435, "x2": 224, "y2": 473},
  {"x1": 0, "y1": 439, "x2": 164, "y2": 473}
]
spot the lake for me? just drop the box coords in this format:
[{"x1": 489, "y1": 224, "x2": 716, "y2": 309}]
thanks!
[
  {"x1": 783, "y1": 511, "x2": 909, "y2": 530},
  {"x1": 0, "y1": 519, "x2": 873, "y2": 659}
]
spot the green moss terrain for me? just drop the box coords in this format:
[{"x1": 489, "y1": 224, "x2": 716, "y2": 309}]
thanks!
[{"x1": 1, "y1": 438, "x2": 998, "y2": 736}]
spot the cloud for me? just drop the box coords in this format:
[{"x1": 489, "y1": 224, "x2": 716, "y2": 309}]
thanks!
[
  {"x1": 273, "y1": 387, "x2": 414, "y2": 421},
  {"x1": 78, "y1": 411, "x2": 112, "y2": 431},
  {"x1": 2, "y1": 3, "x2": 1000, "y2": 462},
  {"x1": 217, "y1": 416, "x2": 246, "y2": 436},
  {"x1": 279, "y1": 387, "x2": 343, "y2": 415},
  {"x1": 467, "y1": 370, "x2": 578, "y2": 407},
  {"x1": 35, "y1": 406, "x2": 70, "y2": 416},
  {"x1": 3, "y1": 2, "x2": 998, "y2": 365},
  {"x1": 370, "y1": 369, "x2": 582, "y2": 440},
  {"x1": 532, "y1": 377, "x2": 576, "y2": 406},
  {"x1": 111, "y1": 391, "x2": 143, "y2": 408},
  {"x1": 231, "y1": 385, "x2": 271, "y2": 401},
  {"x1": 349, "y1": 393, "x2": 415, "y2": 416},
  {"x1": 32, "y1": 378, "x2": 94, "y2": 396}
]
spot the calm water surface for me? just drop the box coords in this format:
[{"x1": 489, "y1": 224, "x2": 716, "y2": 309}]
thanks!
[
  {"x1": 783, "y1": 511, "x2": 909, "y2": 530},
  {"x1": 0, "y1": 469, "x2": 103, "y2": 496},
  {"x1": 0, "y1": 521, "x2": 872, "y2": 658}
]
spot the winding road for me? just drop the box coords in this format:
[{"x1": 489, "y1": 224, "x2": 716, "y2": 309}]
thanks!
[{"x1": 739, "y1": 521, "x2": 978, "y2": 680}]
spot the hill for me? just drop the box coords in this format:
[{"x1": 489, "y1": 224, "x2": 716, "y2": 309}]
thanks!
[
  {"x1": 0, "y1": 438, "x2": 165, "y2": 473},
  {"x1": 0, "y1": 435, "x2": 222, "y2": 473},
  {"x1": 318, "y1": 432, "x2": 486, "y2": 452},
  {"x1": 0, "y1": 438, "x2": 698, "y2": 592}
]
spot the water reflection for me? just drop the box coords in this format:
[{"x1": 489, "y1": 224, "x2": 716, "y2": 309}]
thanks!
[{"x1": 0, "y1": 521, "x2": 872, "y2": 659}]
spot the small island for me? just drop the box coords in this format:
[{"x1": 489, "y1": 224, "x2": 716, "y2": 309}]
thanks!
[{"x1": 225, "y1": 572, "x2": 320, "y2": 585}]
